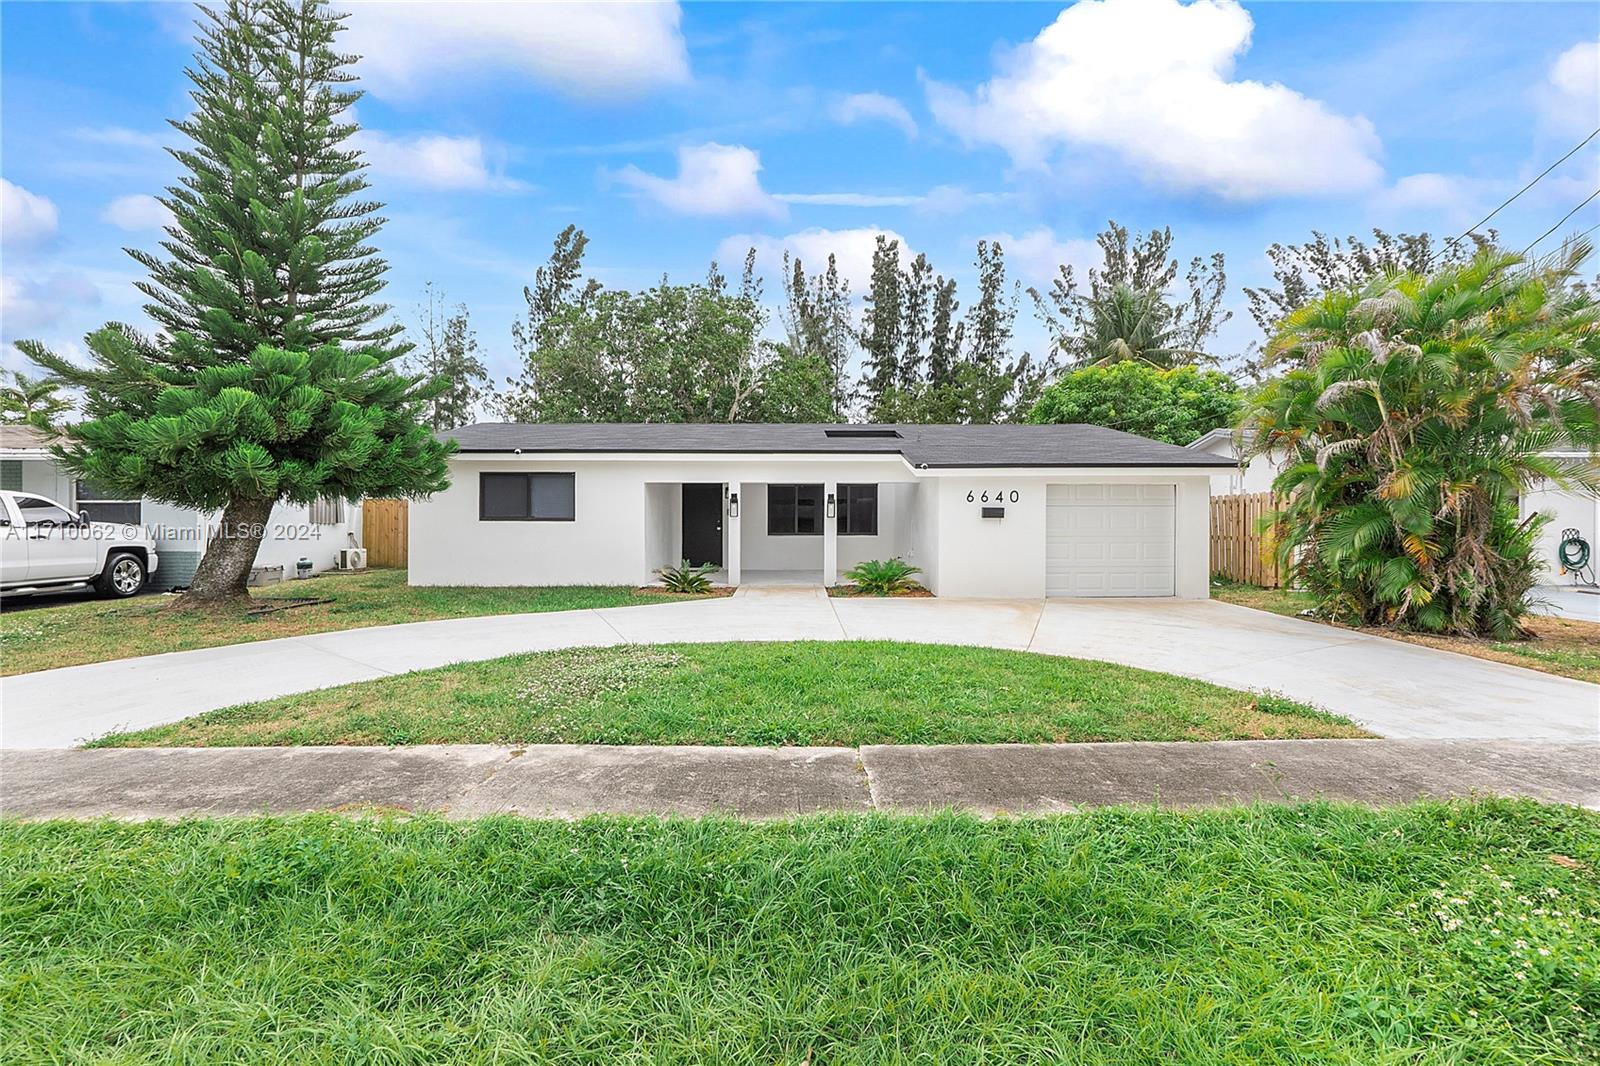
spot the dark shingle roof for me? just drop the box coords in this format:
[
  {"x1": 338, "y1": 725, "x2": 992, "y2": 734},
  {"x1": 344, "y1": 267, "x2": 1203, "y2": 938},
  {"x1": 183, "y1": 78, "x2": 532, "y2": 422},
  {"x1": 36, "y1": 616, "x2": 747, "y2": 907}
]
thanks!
[{"x1": 439, "y1": 423, "x2": 1234, "y2": 468}]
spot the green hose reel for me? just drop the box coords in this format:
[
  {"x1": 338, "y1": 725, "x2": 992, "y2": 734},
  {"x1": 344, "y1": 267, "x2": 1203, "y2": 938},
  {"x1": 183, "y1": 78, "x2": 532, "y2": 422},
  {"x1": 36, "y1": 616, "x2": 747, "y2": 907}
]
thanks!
[{"x1": 1557, "y1": 528, "x2": 1594, "y2": 584}]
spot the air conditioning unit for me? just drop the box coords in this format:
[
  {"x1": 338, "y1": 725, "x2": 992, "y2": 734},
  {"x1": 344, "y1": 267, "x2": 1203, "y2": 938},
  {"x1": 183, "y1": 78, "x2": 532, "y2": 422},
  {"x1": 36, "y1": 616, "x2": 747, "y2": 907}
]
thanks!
[{"x1": 337, "y1": 547, "x2": 368, "y2": 571}]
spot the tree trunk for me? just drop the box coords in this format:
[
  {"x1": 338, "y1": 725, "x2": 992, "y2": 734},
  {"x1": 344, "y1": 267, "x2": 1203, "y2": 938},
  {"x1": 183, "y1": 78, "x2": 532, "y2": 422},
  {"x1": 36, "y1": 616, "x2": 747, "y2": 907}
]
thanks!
[{"x1": 181, "y1": 496, "x2": 277, "y2": 605}]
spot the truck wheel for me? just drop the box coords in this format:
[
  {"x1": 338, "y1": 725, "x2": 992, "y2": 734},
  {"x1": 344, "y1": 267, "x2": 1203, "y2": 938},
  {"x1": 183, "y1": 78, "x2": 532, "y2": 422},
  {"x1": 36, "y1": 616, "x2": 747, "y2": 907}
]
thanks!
[{"x1": 97, "y1": 552, "x2": 147, "y2": 598}]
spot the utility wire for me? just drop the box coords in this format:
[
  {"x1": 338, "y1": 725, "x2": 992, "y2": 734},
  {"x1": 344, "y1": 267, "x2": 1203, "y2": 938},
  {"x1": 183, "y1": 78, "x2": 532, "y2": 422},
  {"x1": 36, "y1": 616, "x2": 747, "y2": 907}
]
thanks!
[
  {"x1": 1434, "y1": 126, "x2": 1600, "y2": 264},
  {"x1": 1520, "y1": 187, "x2": 1600, "y2": 257}
]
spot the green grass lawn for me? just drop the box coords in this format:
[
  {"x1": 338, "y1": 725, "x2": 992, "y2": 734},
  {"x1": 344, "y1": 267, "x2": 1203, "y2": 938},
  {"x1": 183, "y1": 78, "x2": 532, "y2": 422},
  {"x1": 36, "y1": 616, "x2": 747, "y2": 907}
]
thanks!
[
  {"x1": 0, "y1": 569, "x2": 710, "y2": 676},
  {"x1": 1211, "y1": 578, "x2": 1600, "y2": 684},
  {"x1": 92, "y1": 640, "x2": 1365, "y2": 747},
  {"x1": 3, "y1": 800, "x2": 1596, "y2": 1064}
]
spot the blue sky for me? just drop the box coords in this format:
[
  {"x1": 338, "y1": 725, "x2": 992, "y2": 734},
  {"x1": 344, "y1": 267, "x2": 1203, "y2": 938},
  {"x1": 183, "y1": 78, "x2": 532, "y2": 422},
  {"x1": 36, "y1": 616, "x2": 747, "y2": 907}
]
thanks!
[{"x1": 3, "y1": 0, "x2": 1598, "y2": 387}]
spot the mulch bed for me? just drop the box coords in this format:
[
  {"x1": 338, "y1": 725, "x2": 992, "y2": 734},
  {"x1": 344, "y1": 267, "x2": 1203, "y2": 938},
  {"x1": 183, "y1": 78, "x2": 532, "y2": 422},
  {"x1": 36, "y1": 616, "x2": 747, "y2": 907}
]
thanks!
[{"x1": 827, "y1": 584, "x2": 934, "y2": 598}]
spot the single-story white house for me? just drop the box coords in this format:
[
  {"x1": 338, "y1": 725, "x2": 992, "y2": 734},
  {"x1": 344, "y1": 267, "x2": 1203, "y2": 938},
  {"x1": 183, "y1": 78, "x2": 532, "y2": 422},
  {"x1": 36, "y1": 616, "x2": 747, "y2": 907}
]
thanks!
[
  {"x1": 409, "y1": 423, "x2": 1235, "y2": 599},
  {"x1": 1186, "y1": 427, "x2": 1599, "y2": 585},
  {"x1": 0, "y1": 424, "x2": 364, "y2": 589}
]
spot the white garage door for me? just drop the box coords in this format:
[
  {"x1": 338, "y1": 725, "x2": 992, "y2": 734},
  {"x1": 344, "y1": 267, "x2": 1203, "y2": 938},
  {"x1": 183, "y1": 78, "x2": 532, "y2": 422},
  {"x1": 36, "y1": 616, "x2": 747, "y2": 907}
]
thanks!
[{"x1": 1046, "y1": 484, "x2": 1175, "y2": 597}]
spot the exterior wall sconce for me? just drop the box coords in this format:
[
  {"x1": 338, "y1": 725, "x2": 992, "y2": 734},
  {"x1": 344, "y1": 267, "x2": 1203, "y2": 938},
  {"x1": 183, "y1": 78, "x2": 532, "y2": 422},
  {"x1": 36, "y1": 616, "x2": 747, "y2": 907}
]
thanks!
[
  {"x1": 728, "y1": 492, "x2": 739, "y2": 518},
  {"x1": 826, "y1": 492, "x2": 836, "y2": 519}
]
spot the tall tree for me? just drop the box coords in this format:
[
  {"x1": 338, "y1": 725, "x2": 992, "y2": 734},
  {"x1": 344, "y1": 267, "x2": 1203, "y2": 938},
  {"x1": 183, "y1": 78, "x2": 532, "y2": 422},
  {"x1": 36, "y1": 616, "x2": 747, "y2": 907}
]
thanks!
[
  {"x1": 1032, "y1": 222, "x2": 1229, "y2": 370},
  {"x1": 858, "y1": 235, "x2": 904, "y2": 421},
  {"x1": 20, "y1": 0, "x2": 450, "y2": 603},
  {"x1": 0, "y1": 369, "x2": 71, "y2": 429},
  {"x1": 411, "y1": 284, "x2": 488, "y2": 430},
  {"x1": 898, "y1": 252, "x2": 933, "y2": 392},
  {"x1": 502, "y1": 225, "x2": 601, "y2": 419},
  {"x1": 1243, "y1": 228, "x2": 1496, "y2": 341},
  {"x1": 779, "y1": 252, "x2": 854, "y2": 418}
]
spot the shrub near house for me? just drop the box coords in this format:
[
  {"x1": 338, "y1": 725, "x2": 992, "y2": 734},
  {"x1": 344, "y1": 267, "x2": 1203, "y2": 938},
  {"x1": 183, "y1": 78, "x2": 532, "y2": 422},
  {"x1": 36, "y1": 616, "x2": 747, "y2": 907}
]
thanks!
[{"x1": 1241, "y1": 250, "x2": 1600, "y2": 638}]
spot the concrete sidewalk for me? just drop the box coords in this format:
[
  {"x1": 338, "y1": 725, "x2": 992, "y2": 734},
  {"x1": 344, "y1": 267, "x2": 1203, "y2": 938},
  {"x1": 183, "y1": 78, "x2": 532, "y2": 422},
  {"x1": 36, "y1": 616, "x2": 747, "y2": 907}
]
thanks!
[
  {"x1": 3, "y1": 588, "x2": 1596, "y2": 748},
  {"x1": 2, "y1": 740, "x2": 1594, "y2": 819}
]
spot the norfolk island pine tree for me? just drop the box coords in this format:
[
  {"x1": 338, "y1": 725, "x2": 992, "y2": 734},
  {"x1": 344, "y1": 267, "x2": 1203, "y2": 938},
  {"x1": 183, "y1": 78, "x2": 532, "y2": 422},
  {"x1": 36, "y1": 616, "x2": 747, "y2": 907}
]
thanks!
[{"x1": 19, "y1": 0, "x2": 451, "y2": 604}]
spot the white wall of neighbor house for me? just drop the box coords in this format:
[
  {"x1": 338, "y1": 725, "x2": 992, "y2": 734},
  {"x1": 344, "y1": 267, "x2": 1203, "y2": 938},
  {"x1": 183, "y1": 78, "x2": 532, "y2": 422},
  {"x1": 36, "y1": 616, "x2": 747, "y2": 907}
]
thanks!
[
  {"x1": 14, "y1": 458, "x2": 73, "y2": 501},
  {"x1": 1194, "y1": 436, "x2": 1278, "y2": 495},
  {"x1": 1522, "y1": 480, "x2": 1599, "y2": 582}
]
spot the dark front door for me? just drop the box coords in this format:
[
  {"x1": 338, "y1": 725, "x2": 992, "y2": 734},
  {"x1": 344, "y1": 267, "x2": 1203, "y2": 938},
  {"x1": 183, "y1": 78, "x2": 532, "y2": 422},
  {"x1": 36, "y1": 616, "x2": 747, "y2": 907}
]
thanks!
[{"x1": 681, "y1": 483, "x2": 723, "y2": 567}]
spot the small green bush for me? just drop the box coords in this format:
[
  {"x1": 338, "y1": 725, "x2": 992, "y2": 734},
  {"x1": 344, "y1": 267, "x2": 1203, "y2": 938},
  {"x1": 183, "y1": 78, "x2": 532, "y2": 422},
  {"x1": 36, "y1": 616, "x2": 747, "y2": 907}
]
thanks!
[
  {"x1": 845, "y1": 557, "x2": 921, "y2": 595},
  {"x1": 657, "y1": 559, "x2": 719, "y2": 594}
]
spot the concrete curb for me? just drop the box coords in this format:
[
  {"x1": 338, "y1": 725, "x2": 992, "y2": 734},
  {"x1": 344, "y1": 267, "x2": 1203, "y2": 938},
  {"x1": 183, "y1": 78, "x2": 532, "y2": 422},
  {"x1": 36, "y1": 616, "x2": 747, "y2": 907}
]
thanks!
[{"x1": 2, "y1": 740, "x2": 1594, "y2": 820}]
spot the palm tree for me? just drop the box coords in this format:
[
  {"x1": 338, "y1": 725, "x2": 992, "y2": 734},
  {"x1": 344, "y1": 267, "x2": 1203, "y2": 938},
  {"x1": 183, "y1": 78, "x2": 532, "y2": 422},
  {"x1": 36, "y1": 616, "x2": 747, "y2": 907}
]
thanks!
[
  {"x1": 0, "y1": 369, "x2": 70, "y2": 429},
  {"x1": 1076, "y1": 283, "x2": 1204, "y2": 369},
  {"x1": 1240, "y1": 247, "x2": 1600, "y2": 638}
]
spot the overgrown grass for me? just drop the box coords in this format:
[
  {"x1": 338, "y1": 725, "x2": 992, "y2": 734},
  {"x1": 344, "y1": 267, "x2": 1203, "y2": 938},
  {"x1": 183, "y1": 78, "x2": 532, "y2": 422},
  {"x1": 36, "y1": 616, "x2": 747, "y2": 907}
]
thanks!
[
  {"x1": 0, "y1": 569, "x2": 707, "y2": 676},
  {"x1": 3, "y1": 801, "x2": 1597, "y2": 1063},
  {"x1": 92, "y1": 640, "x2": 1364, "y2": 747},
  {"x1": 1210, "y1": 578, "x2": 1600, "y2": 684}
]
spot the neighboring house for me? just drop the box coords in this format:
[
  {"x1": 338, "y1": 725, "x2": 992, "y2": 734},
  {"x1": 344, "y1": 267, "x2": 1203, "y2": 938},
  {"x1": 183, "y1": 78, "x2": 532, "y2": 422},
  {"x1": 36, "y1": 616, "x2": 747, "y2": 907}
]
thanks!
[
  {"x1": 1186, "y1": 428, "x2": 1600, "y2": 585},
  {"x1": 410, "y1": 423, "x2": 1234, "y2": 599},
  {"x1": 0, "y1": 424, "x2": 363, "y2": 590}
]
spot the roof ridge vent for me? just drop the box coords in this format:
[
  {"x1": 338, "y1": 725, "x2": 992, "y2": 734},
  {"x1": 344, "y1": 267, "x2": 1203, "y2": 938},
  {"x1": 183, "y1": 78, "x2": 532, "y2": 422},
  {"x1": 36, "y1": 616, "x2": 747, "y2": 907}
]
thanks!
[{"x1": 823, "y1": 428, "x2": 901, "y2": 438}]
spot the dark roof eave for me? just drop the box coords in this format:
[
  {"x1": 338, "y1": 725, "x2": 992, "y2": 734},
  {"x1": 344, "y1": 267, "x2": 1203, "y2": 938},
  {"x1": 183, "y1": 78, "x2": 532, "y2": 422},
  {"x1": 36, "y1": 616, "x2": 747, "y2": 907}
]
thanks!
[{"x1": 446, "y1": 446, "x2": 1234, "y2": 469}]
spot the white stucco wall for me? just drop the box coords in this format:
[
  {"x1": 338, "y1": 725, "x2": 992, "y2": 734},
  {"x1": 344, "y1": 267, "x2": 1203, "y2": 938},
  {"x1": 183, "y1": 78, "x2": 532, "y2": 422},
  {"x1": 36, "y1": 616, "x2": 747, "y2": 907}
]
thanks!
[
  {"x1": 17, "y1": 458, "x2": 73, "y2": 501},
  {"x1": 920, "y1": 474, "x2": 1210, "y2": 599},
  {"x1": 1523, "y1": 481, "x2": 1599, "y2": 582},
  {"x1": 411, "y1": 456, "x2": 917, "y2": 587},
  {"x1": 409, "y1": 455, "x2": 1213, "y2": 598},
  {"x1": 1194, "y1": 437, "x2": 1279, "y2": 495}
]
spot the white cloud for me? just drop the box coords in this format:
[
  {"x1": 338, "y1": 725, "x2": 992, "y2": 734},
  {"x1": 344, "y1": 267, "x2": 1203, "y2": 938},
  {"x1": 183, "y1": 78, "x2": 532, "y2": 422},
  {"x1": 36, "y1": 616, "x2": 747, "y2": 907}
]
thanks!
[
  {"x1": 718, "y1": 226, "x2": 913, "y2": 292},
  {"x1": 101, "y1": 194, "x2": 174, "y2": 232},
  {"x1": 831, "y1": 92, "x2": 918, "y2": 138},
  {"x1": 770, "y1": 185, "x2": 1013, "y2": 212},
  {"x1": 0, "y1": 271, "x2": 100, "y2": 339},
  {"x1": 613, "y1": 143, "x2": 785, "y2": 218},
  {"x1": 1539, "y1": 37, "x2": 1600, "y2": 135},
  {"x1": 340, "y1": 2, "x2": 691, "y2": 101},
  {"x1": 985, "y1": 228, "x2": 1100, "y2": 288},
  {"x1": 352, "y1": 130, "x2": 525, "y2": 191},
  {"x1": 73, "y1": 126, "x2": 165, "y2": 151},
  {"x1": 775, "y1": 192, "x2": 924, "y2": 208},
  {"x1": 924, "y1": 0, "x2": 1383, "y2": 200},
  {"x1": 2, "y1": 180, "x2": 59, "y2": 247}
]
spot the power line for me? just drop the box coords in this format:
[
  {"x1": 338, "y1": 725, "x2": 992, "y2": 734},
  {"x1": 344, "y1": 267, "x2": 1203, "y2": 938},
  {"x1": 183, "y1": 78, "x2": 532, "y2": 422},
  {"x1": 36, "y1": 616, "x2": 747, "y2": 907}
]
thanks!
[
  {"x1": 1520, "y1": 188, "x2": 1600, "y2": 257},
  {"x1": 1434, "y1": 126, "x2": 1600, "y2": 264}
]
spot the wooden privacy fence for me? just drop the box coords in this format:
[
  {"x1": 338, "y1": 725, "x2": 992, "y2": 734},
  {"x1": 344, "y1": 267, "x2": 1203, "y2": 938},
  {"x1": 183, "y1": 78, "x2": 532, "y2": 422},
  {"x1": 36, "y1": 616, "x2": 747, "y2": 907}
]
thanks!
[
  {"x1": 1211, "y1": 492, "x2": 1284, "y2": 588},
  {"x1": 362, "y1": 498, "x2": 409, "y2": 568}
]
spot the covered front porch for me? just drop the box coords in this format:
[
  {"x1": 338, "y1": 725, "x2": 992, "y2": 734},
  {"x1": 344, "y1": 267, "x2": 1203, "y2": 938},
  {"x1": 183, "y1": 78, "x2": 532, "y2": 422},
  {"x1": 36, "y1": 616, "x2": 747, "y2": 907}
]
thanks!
[{"x1": 644, "y1": 476, "x2": 924, "y2": 588}]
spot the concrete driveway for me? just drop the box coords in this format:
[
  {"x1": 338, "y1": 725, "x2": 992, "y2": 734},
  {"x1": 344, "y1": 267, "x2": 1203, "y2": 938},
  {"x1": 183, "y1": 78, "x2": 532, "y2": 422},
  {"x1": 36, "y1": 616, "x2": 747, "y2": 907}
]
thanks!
[
  {"x1": 1535, "y1": 584, "x2": 1600, "y2": 622},
  {"x1": 2, "y1": 588, "x2": 1595, "y2": 748}
]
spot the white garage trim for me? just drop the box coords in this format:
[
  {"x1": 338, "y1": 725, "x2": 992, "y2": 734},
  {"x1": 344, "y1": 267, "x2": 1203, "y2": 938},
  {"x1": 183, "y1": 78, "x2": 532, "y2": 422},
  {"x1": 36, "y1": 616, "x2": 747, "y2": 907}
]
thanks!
[{"x1": 1046, "y1": 483, "x2": 1176, "y2": 597}]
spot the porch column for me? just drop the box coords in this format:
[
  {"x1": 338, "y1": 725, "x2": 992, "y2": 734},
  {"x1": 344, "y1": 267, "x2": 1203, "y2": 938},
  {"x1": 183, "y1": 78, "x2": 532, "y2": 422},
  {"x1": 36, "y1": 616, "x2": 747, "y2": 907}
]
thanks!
[
  {"x1": 823, "y1": 480, "x2": 838, "y2": 586},
  {"x1": 726, "y1": 481, "x2": 742, "y2": 586}
]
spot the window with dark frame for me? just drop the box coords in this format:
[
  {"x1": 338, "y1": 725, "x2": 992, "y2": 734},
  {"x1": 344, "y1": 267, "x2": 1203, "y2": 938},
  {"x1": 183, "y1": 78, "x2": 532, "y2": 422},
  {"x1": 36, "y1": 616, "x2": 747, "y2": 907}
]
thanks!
[
  {"x1": 479, "y1": 472, "x2": 576, "y2": 521},
  {"x1": 74, "y1": 480, "x2": 142, "y2": 525},
  {"x1": 767, "y1": 483, "x2": 821, "y2": 535},
  {"x1": 837, "y1": 483, "x2": 878, "y2": 536}
]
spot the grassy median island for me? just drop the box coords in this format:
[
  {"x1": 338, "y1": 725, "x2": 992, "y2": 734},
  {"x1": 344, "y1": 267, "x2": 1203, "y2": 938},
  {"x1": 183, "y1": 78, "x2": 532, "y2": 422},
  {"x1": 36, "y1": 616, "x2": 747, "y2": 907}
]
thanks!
[
  {"x1": 1211, "y1": 578, "x2": 1600, "y2": 684},
  {"x1": 0, "y1": 569, "x2": 709, "y2": 676},
  {"x1": 3, "y1": 800, "x2": 1596, "y2": 1063},
  {"x1": 92, "y1": 640, "x2": 1365, "y2": 747}
]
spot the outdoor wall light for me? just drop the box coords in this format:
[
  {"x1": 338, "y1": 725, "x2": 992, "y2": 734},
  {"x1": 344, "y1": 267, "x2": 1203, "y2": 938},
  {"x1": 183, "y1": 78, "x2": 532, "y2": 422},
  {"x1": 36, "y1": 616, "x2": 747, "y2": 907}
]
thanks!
[
  {"x1": 826, "y1": 492, "x2": 836, "y2": 518},
  {"x1": 728, "y1": 492, "x2": 739, "y2": 518}
]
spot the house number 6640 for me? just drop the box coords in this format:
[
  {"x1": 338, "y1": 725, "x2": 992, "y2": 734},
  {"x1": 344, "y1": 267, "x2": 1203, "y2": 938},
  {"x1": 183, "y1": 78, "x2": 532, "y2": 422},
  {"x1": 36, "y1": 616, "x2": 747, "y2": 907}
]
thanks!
[{"x1": 967, "y1": 489, "x2": 1020, "y2": 503}]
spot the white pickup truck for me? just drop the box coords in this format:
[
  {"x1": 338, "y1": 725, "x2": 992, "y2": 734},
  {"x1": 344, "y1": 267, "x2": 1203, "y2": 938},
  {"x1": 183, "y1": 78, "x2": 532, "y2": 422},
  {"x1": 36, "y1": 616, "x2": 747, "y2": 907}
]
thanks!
[{"x1": 0, "y1": 490, "x2": 159, "y2": 599}]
